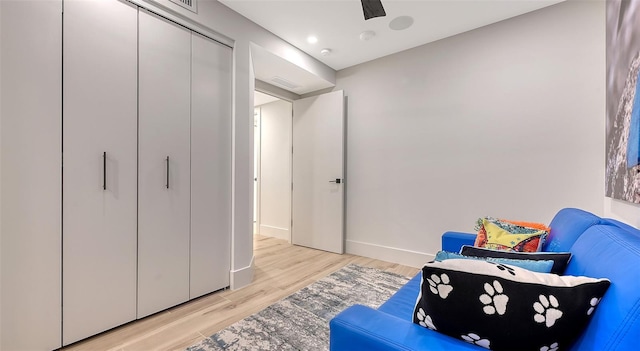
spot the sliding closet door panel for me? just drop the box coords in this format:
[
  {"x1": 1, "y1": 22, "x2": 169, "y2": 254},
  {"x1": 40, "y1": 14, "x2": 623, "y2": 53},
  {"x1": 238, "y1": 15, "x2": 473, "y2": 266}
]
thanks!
[
  {"x1": 190, "y1": 33, "x2": 232, "y2": 298},
  {"x1": 62, "y1": 0, "x2": 138, "y2": 345},
  {"x1": 138, "y1": 9, "x2": 191, "y2": 318}
]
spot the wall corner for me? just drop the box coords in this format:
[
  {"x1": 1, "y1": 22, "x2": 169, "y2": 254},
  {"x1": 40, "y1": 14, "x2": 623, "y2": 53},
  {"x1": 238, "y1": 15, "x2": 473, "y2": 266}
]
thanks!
[{"x1": 230, "y1": 255, "x2": 254, "y2": 290}]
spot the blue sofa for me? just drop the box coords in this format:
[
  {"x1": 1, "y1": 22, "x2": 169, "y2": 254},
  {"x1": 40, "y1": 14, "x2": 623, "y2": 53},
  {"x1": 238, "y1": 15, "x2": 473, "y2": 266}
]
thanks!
[{"x1": 329, "y1": 208, "x2": 640, "y2": 351}]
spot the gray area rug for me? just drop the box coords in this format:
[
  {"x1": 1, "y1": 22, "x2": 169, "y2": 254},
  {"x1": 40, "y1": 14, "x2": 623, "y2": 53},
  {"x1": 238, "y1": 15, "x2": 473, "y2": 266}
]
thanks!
[{"x1": 186, "y1": 264, "x2": 410, "y2": 351}]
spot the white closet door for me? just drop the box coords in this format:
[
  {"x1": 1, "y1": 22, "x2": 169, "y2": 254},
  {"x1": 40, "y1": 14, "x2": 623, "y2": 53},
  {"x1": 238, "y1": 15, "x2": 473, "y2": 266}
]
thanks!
[
  {"x1": 62, "y1": 0, "x2": 138, "y2": 345},
  {"x1": 190, "y1": 33, "x2": 232, "y2": 298},
  {"x1": 138, "y1": 9, "x2": 192, "y2": 318},
  {"x1": 1, "y1": 1, "x2": 62, "y2": 350}
]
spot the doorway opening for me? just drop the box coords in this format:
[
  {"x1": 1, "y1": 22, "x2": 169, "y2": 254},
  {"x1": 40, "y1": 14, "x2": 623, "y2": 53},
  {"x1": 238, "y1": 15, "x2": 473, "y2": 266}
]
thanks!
[
  {"x1": 249, "y1": 43, "x2": 345, "y2": 256},
  {"x1": 253, "y1": 88, "x2": 346, "y2": 254},
  {"x1": 253, "y1": 90, "x2": 293, "y2": 243}
]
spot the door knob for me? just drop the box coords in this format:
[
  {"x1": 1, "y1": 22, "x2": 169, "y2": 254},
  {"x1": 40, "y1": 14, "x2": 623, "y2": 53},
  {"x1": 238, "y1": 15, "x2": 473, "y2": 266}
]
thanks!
[{"x1": 329, "y1": 178, "x2": 341, "y2": 184}]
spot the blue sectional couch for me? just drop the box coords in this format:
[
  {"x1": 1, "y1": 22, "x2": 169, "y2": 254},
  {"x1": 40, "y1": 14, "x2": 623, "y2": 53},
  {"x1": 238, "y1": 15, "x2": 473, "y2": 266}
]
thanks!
[{"x1": 329, "y1": 208, "x2": 640, "y2": 351}]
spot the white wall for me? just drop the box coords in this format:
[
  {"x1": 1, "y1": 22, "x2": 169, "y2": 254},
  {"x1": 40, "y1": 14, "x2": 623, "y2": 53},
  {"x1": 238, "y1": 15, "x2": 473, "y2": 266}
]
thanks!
[
  {"x1": 604, "y1": 198, "x2": 640, "y2": 227},
  {"x1": 335, "y1": 0, "x2": 606, "y2": 267},
  {"x1": 258, "y1": 100, "x2": 292, "y2": 240}
]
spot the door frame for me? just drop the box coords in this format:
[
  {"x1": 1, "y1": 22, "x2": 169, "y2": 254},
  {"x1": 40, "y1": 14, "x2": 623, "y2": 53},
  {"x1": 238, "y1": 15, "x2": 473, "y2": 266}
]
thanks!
[{"x1": 253, "y1": 106, "x2": 261, "y2": 235}]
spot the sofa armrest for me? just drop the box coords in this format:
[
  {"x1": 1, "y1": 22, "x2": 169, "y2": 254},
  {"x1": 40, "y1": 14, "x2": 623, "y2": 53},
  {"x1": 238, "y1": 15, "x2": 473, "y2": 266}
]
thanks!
[
  {"x1": 441, "y1": 231, "x2": 476, "y2": 252},
  {"x1": 330, "y1": 305, "x2": 481, "y2": 351}
]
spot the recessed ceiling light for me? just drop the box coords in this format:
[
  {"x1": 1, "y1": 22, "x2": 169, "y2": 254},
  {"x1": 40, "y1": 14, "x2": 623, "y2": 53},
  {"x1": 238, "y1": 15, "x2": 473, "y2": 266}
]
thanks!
[
  {"x1": 320, "y1": 48, "x2": 332, "y2": 56},
  {"x1": 307, "y1": 36, "x2": 318, "y2": 44},
  {"x1": 359, "y1": 30, "x2": 376, "y2": 41},
  {"x1": 389, "y1": 16, "x2": 414, "y2": 31}
]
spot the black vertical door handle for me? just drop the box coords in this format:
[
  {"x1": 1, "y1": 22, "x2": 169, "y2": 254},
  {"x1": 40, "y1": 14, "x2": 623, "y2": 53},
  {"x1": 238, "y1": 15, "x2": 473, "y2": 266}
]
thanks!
[
  {"x1": 103, "y1": 151, "x2": 107, "y2": 190},
  {"x1": 166, "y1": 156, "x2": 170, "y2": 189}
]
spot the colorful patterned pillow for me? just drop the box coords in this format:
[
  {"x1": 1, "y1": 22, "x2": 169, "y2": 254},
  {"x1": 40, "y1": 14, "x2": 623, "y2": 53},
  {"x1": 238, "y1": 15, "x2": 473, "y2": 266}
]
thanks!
[
  {"x1": 413, "y1": 259, "x2": 610, "y2": 351},
  {"x1": 459, "y1": 245, "x2": 572, "y2": 275},
  {"x1": 434, "y1": 251, "x2": 554, "y2": 273},
  {"x1": 474, "y1": 217, "x2": 550, "y2": 252}
]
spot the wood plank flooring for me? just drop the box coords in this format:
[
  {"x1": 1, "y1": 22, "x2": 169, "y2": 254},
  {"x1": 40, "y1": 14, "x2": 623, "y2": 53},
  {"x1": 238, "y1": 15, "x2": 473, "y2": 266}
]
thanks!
[{"x1": 60, "y1": 235, "x2": 420, "y2": 351}]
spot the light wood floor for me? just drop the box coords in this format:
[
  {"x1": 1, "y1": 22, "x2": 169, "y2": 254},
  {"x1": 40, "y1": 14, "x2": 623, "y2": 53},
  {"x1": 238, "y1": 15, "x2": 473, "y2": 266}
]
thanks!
[{"x1": 60, "y1": 235, "x2": 420, "y2": 351}]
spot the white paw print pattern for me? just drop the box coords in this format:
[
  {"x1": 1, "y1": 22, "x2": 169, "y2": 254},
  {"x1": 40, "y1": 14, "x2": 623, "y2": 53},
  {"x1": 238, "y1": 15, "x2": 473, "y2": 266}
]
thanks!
[
  {"x1": 461, "y1": 333, "x2": 491, "y2": 349},
  {"x1": 415, "y1": 308, "x2": 437, "y2": 330},
  {"x1": 427, "y1": 273, "x2": 453, "y2": 299},
  {"x1": 533, "y1": 294, "x2": 563, "y2": 327},
  {"x1": 587, "y1": 297, "x2": 601, "y2": 316},
  {"x1": 479, "y1": 280, "x2": 509, "y2": 315},
  {"x1": 540, "y1": 342, "x2": 559, "y2": 351}
]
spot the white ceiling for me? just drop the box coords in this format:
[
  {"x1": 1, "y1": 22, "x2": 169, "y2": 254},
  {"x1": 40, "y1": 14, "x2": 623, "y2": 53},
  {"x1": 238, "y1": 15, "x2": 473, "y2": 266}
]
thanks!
[{"x1": 220, "y1": 0, "x2": 564, "y2": 71}]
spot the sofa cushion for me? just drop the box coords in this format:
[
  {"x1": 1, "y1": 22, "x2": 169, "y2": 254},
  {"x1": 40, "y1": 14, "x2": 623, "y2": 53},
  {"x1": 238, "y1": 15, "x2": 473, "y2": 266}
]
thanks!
[
  {"x1": 460, "y1": 245, "x2": 571, "y2": 274},
  {"x1": 563, "y1": 225, "x2": 640, "y2": 351},
  {"x1": 413, "y1": 259, "x2": 610, "y2": 351},
  {"x1": 543, "y1": 208, "x2": 602, "y2": 252},
  {"x1": 602, "y1": 217, "x2": 639, "y2": 233},
  {"x1": 378, "y1": 273, "x2": 421, "y2": 319},
  {"x1": 441, "y1": 231, "x2": 477, "y2": 252},
  {"x1": 331, "y1": 304, "x2": 484, "y2": 351},
  {"x1": 435, "y1": 251, "x2": 554, "y2": 273}
]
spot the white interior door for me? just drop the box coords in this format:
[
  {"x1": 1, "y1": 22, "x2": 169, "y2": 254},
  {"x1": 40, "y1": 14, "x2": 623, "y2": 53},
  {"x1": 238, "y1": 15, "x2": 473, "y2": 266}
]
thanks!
[
  {"x1": 292, "y1": 90, "x2": 345, "y2": 253},
  {"x1": 62, "y1": 0, "x2": 138, "y2": 344},
  {"x1": 138, "y1": 9, "x2": 191, "y2": 318}
]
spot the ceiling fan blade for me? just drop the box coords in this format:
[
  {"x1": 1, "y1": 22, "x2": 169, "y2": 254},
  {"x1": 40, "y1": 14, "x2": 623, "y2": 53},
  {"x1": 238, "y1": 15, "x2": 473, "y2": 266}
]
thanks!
[{"x1": 361, "y1": 0, "x2": 386, "y2": 20}]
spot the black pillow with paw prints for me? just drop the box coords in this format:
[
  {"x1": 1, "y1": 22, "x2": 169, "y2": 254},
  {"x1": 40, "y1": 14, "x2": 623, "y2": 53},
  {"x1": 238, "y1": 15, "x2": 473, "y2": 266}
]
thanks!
[{"x1": 413, "y1": 259, "x2": 610, "y2": 351}]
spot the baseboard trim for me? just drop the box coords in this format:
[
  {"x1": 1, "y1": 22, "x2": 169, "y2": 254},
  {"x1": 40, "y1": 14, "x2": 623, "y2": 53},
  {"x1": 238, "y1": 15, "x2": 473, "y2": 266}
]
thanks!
[
  {"x1": 259, "y1": 224, "x2": 290, "y2": 241},
  {"x1": 230, "y1": 255, "x2": 255, "y2": 290},
  {"x1": 346, "y1": 240, "x2": 434, "y2": 268}
]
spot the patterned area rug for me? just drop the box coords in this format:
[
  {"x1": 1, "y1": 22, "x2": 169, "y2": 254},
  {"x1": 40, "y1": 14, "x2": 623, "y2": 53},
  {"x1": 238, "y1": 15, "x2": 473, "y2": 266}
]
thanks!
[{"x1": 186, "y1": 264, "x2": 410, "y2": 351}]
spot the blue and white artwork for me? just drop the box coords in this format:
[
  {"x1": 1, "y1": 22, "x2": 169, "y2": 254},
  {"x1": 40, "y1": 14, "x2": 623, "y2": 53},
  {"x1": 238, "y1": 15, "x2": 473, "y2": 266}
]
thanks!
[{"x1": 606, "y1": 0, "x2": 640, "y2": 203}]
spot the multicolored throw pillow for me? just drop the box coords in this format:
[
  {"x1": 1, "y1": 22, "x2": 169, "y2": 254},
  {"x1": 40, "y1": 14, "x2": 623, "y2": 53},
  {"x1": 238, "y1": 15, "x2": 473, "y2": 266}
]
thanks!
[
  {"x1": 474, "y1": 217, "x2": 550, "y2": 252},
  {"x1": 413, "y1": 259, "x2": 610, "y2": 351}
]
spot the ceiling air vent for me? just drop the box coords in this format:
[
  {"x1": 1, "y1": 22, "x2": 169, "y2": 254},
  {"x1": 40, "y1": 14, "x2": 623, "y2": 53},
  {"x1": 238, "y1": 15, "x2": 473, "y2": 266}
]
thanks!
[
  {"x1": 271, "y1": 76, "x2": 300, "y2": 90},
  {"x1": 169, "y1": 0, "x2": 197, "y2": 13}
]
